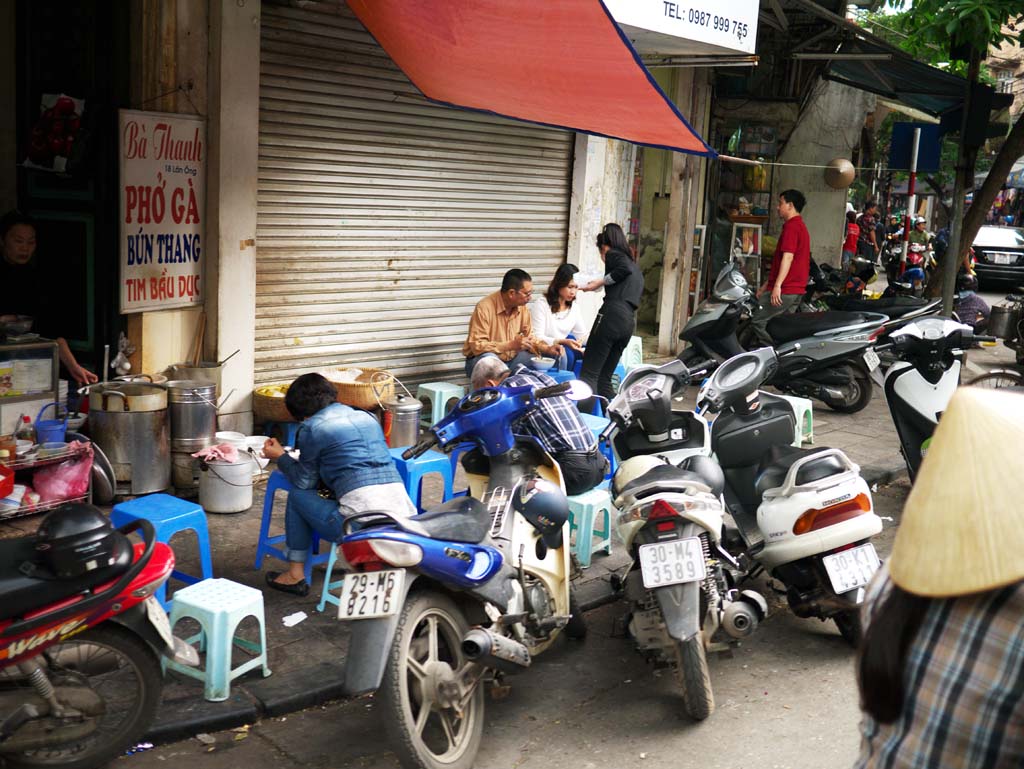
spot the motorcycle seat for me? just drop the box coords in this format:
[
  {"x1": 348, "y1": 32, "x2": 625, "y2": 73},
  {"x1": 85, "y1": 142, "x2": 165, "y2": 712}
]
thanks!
[
  {"x1": 768, "y1": 311, "x2": 869, "y2": 343},
  {"x1": 824, "y1": 295, "x2": 929, "y2": 318},
  {"x1": 392, "y1": 497, "x2": 492, "y2": 544},
  {"x1": 754, "y1": 445, "x2": 847, "y2": 501},
  {"x1": 618, "y1": 462, "x2": 724, "y2": 499},
  {"x1": 0, "y1": 538, "x2": 133, "y2": 622}
]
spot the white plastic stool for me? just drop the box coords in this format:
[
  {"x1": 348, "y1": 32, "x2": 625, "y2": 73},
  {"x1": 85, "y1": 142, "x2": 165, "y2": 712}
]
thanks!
[
  {"x1": 417, "y1": 382, "x2": 466, "y2": 426},
  {"x1": 164, "y1": 579, "x2": 271, "y2": 701},
  {"x1": 619, "y1": 335, "x2": 644, "y2": 373},
  {"x1": 776, "y1": 393, "x2": 814, "y2": 446}
]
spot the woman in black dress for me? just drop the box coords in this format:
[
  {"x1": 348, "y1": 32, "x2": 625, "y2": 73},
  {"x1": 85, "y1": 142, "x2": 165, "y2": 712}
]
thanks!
[{"x1": 579, "y1": 223, "x2": 642, "y2": 403}]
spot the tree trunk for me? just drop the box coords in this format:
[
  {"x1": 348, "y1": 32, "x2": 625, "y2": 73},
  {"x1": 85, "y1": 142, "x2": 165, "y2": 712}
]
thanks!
[{"x1": 958, "y1": 111, "x2": 1024, "y2": 254}]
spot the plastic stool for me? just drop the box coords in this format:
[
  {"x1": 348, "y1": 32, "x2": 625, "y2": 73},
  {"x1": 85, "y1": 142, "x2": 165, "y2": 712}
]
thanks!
[
  {"x1": 577, "y1": 412, "x2": 616, "y2": 479},
  {"x1": 619, "y1": 335, "x2": 644, "y2": 373},
  {"x1": 263, "y1": 421, "x2": 300, "y2": 447},
  {"x1": 253, "y1": 470, "x2": 331, "y2": 584},
  {"x1": 567, "y1": 487, "x2": 613, "y2": 568},
  {"x1": 417, "y1": 382, "x2": 465, "y2": 427},
  {"x1": 547, "y1": 369, "x2": 575, "y2": 384},
  {"x1": 164, "y1": 578, "x2": 271, "y2": 701},
  {"x1": 390, "y1": 447, "x2": 454, "y2": 512},
  {"x1": 448, "y1": 442, "x2": 476, "y2": 498},
  {"x1": 111, "y1": 494, "x2": 213, "y2": 610},
  {"x1": 776, "y1": 393, "x2": 814, "y2": 446},
  {"x1": 317, "y1": 546, "x2": 346, "y2": 613}
]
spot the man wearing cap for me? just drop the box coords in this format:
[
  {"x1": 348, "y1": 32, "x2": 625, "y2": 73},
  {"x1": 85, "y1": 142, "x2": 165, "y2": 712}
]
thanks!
[
  {"x1": 854, "y1": 387, "x2": 1024, "y2": 768},
  {"x1": 470, "y1": 357, "x2": 607, "y2": 496}
]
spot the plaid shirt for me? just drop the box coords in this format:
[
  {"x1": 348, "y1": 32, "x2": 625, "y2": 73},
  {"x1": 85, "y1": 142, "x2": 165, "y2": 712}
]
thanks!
[
  {"x1": 504, "y1": 367, "x2": 595, "y2": 455},
  {"x1": 856, "y1": 576, "x2": 1024, "y2": 769}
]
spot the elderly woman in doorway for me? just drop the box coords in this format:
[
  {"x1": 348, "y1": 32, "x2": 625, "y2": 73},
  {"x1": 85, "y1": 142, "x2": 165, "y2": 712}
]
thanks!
[{"x1": 261, "y1": 373, "x2": 415, "y2": 596}]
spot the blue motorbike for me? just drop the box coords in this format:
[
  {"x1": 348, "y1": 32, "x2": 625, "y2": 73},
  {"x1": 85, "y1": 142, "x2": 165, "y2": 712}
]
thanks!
[{"x1": 337, "y1": 378, "x2": 590, "y2": 769}]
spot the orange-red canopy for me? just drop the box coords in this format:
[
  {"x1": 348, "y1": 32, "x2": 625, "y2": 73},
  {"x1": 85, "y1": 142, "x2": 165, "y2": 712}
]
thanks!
[{"x1": 347, "y1": 0, "x2": 715, "y2": 156}]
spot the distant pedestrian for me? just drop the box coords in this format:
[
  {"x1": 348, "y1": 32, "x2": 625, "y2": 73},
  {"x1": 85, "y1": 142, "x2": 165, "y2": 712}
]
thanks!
[
  {"x1": 750, "y1": 190, "x2": 810, "y2": 346},
  {"x1": 842, "y1": 210, "x2": 859, "y2": 271},
  {"x1": 855, "y1": 387, "x2": 1024, "y2": 769},
  {"x1": 856, "y1": 202, "x2": 879, "y2": 259}
]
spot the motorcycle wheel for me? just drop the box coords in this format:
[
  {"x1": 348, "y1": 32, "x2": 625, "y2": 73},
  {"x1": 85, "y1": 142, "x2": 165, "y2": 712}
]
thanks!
[
  {"x1": 380, "y1": 591, "x2": 484, "y2": 769},
  {"x1": 673, "y1": 636, "x2": 714, "y2": 721},
  {"x1": 565, "y1": 588, "x2": 587, "y2": 640},
  {"x1": 821, "y1": 363, "x2": 874, "y2": 414},
  {"x1": 833, "y1": 611, "x2": 862, "y2": 648},
  {"x1": 0, "y1": 625, "x2": 162, "y2": 769}
]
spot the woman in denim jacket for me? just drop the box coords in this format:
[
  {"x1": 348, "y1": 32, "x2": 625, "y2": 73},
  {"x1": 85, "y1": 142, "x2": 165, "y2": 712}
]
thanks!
[{"x1": 262, "y1": 373, "x2": 415, "y2": 595}]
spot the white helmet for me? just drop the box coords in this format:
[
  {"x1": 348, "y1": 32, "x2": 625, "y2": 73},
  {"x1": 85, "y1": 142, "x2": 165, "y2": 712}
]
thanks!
[{"x1": 612, "y1": 455, "x2": 667, "y2": 500}]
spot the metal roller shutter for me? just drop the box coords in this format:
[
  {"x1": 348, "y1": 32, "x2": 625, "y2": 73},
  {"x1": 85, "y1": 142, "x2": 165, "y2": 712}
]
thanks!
[{"x1": 256, "y1": 2, "x2": 573, "y2": 387}]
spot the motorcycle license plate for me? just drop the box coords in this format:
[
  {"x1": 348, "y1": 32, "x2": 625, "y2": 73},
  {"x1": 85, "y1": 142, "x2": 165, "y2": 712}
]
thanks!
[
  {"x1": 338, "y1": 569, "x2": 405, "y2": 620},
  {"x1": 144, "y1": 596, "x2": 174, "y2": 649},
  {"x1": 863, "y1": 349, "x2": 881, "y2": 372},
  {"x1": 639, "y1": 538, "x2": 706, "y2": 589},
  {"x1": 823, "y1": 544, "x2": 880, "y2": 594}
]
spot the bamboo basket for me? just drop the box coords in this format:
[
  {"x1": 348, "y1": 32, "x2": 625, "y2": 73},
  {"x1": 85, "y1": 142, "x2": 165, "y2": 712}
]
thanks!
[
  {"x1": 322, "y1": 367, "x2": 395, "y2": 411},
  {"x1": 252, "y1": 383, "x2": 294, "y2": 423}
]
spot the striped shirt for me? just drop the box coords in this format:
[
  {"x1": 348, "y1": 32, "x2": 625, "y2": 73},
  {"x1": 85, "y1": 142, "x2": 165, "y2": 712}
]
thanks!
[
  {"x1": 856, "y1": 577, "x2": 1024, "y2": 769},
  {"x1": 504, "y1": 367, "x2": 595, "y2": 455}
]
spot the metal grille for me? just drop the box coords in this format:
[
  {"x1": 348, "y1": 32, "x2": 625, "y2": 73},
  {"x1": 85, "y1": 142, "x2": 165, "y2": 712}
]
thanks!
[{"x1": 256, "y1": 2, "x2": 573, "y2": 386}]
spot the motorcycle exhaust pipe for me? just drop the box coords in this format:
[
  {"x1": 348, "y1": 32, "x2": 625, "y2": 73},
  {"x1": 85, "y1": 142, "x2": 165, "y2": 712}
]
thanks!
[
  {"x1": 721, "y1": 590, "x2": 768, "y2": 639},
  {"x1": 461, "y1": 628, "x2": 532, "y2": 673}
]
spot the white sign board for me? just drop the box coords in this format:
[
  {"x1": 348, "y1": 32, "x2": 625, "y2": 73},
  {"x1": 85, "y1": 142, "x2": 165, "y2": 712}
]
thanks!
[
  {"x1": 605, "y1": 0, "x2": 758, "y2": 55},
  {"x1": 119, "y1": 110, "x2": 206, "y2": 313}
]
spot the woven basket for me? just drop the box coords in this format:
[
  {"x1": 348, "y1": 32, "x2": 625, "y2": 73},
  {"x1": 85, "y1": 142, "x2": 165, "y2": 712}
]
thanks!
[
  {"x1": 323, "y1": 367, "x2": 395, "y2": 411},
  {"x1": 252, "y1": 383, "x2": 294, "y2": 424}
]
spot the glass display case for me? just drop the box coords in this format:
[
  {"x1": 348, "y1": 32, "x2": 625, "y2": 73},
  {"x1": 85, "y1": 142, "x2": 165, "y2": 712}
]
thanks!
[
  {"x1": 730, "y1": 223, "x2": 762, "y2": 288},
  {"x1": 0, "y1": 340, "x2": 60, "y2": 435}
]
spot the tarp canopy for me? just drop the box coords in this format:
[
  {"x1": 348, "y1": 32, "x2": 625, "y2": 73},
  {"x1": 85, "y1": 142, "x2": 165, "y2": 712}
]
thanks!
[{"x1": 346, "y1": 0, "x2": 714, "y2": 156}]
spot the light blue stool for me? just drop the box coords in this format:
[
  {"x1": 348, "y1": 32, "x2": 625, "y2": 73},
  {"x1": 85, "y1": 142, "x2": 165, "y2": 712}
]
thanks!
[
  {"x1": 776, "y1": 393, "x2": 814, "y2": 445},
  {"x1": 578, "y1": 412, "x2": 616, "y2": 479},
  {"x1": 253, "y1": 470, "x2": 332, "y2": 584},
  {"x1": 164, "y1": 578, "x2": 271, "y2": 702},
  {"x1": 390, "y1": 447, "x2": 454, "y2": 512},
  {"x1": 619, "y1": 335, "x2": 644, "y2": 373},
  {"x1": 110, "y1": 494, "x2": 213, "y2": 610},
  {"x1": 417, "y1": 382, "x2": 465, "y2": 427},
  {"x1": 262, "y1": 421, "x2": 300, "y2": 447},
  {"x1": 317, "y1": 546, "x2": 346, "y2": 613},
  {"x1": 567, "y1": 487, "x2": 613, "y2": 568}
]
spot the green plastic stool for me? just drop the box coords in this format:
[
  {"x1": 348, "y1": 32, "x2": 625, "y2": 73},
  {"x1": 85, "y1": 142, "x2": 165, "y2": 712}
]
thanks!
[
  {"x1": 619, "y1": 335, "x2": 644, "y2": 373},
  {"x1": 776, "y1": 393, "x2": 814, "y2": 446},
  {"x1": 317, "y1": 546, "x2": 346, "y2": 613},
  {"x1": 567, "y1": 487, "x2": 613, "y2": 568},
  {"x1": 417, "y1": 382, "x2": 466, "y2": 427},
  {"x1": 164, "y1": 579, "x2": 271, "y2": 702}
]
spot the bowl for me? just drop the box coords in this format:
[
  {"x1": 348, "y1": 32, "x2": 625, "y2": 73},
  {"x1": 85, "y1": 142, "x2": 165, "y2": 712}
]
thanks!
[
  {"x1": 15, "y1": 440, "x2": 34, "y2": 457},
  {"x1": 38, "y1": 441, "x2": 68, "y2": 457},
  {"x1": 66, "y1": 413, "x2": 87, "y2": 431},
  {"x1": 215, "y1": 431, "x2": 247, "y2": 448},
  {"x1": 530, "y1": 357, "x2": 555, "y2": 371},
  {"x1": 3, "y1": 316, "x2": 33, "y2": 335},
  {"x1": 245, "y1": 435, "x2": 269, "y2": 453}
]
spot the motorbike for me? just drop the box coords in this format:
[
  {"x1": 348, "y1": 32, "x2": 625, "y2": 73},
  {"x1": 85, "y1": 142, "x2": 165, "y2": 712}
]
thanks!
[
  {"x1": 822, "y1": 294, "x2": 942, "y2": 373},
  {"x1": 600, "y1": 358, "x2": 766, "y2": 719},
  {"x1": 337, "y1": 379, "x2": 590, "y2": 769},
  {"x1": 876, "y1": 317, "x2": 997, "y2": 481},
  {"x1": 680, "y1": 262, "x2": 888, "y2": 413},
  {"x1": 0, "y1": 505, "x2": 196, "y2": 769},
  {"x1": 694, "y1": 347, "x2": 884, "y2": 645}
]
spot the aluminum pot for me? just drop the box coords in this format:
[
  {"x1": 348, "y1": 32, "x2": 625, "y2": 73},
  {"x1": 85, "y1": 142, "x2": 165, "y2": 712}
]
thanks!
[
  {"x1": 88, "y1": 382, "x2": 167, "y2": 412},
  {"x1": 88, "y1": 383, "x2": 170, "y2": 495},
  {"x1": 381, "y1": 393, "x2": 422, "y2": 448},
  {"x1": 166, "y1": 379, "x2": 217, "y2": 452},
  {"x1": 167, "y1": 362, "x2": 222, "y2": 397},
  {"x1": 988, "y1": 304, "x2": 1022, "y2": 341}
]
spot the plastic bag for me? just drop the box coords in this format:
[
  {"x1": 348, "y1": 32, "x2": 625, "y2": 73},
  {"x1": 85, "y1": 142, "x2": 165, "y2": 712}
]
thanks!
[{"x1": 34, "y1": 445, "x2": 93, "y2": 503}]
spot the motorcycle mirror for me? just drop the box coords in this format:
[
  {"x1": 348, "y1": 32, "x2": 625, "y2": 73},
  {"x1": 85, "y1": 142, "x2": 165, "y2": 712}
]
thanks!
[{"x1": 564, "y1": 380, "x2": 593, "y2": 402}]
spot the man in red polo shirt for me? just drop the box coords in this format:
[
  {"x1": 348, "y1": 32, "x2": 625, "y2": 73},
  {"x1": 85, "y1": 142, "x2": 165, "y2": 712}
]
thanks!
[{"x1": 750, "y1": 189, "x2": 810, "y2": 346}]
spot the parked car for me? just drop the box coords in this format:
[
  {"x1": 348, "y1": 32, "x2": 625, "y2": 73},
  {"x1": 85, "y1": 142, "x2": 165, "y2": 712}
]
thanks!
[{"x1": 973, "y1": 225, "x2": 1024, "y2": 289}]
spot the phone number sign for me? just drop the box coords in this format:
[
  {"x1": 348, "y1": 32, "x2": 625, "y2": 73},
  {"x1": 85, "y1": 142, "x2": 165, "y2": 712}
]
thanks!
[{"x1": 606, "y1": 0, "x2": 758, "y2": 55}]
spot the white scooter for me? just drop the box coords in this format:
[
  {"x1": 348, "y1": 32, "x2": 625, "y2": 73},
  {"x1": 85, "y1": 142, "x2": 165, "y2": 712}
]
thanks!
[{"x1": 877, "y1": 317, "x2": 996, "y2": 481}]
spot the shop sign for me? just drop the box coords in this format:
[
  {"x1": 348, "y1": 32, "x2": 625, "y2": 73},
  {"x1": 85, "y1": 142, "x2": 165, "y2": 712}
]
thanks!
[
  {"x1": 118, "y1": 110, "x2": 205, "y2": 313},
  {"x1": 605, "y1": 0, "x2": 758, "y2": 55}
]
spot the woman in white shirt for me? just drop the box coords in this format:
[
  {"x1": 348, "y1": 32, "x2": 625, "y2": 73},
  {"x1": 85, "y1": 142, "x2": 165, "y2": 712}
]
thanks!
[{"x1": 530, "y1": 264, "x2": 588, "y2": 371}]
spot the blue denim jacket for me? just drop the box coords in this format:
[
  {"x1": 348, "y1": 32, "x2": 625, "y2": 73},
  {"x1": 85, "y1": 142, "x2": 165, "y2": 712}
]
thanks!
[{"x1": 276, "y1": 403, "x2": 400, "y2": 499}]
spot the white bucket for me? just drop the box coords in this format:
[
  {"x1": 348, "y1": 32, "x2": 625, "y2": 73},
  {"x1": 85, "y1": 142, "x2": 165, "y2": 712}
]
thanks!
[{"x1": 199, "y1": 455, "x2": 259, "y2": 513}]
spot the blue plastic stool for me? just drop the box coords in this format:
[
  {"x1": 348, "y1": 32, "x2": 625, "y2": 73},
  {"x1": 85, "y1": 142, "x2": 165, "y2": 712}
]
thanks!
[
  {"x1": 389, "y1": 447, "x2": 454, "y2": 512},
  {"x1": 448, "y1": 442, "x2": 476, "y2": 498},
  {"x1": 567, "y1": 487, "x2": 613, "y2": 568},
  {"x1": 578, "y1": 412, "x2": 615, "y2": 477},
  {"x1": 110, "y1": 494, "x2": 213, "y2": 610},
  {"x1": 317, "y1": 546, "x2": 346, "y2": 613},
  {"x1": 262, "y1": 421, "x2": 300, "y2": 447},
  {"x1": 253, "y1": 470, "x2": 331, "y2": 584},
  {"x1": 417, "y1": 382, "x2": 465, "y2": 427},
  {"x1": 547, "y1": 369, "x2": 575, "y2": 384},
  {"x1": 164, "y1": 578, "x2": 271, "y2": 702}
]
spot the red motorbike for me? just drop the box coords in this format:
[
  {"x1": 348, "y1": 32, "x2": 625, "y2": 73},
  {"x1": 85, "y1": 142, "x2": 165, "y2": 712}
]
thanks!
[{"x1": 0, "y1": 504, "x2": 196, "y2": 769}]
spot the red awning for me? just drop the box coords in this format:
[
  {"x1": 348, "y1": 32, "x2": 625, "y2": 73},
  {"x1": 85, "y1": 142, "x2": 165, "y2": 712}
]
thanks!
[{"x1": 346, "y1": 0, "x2": 714, "y2": 157}]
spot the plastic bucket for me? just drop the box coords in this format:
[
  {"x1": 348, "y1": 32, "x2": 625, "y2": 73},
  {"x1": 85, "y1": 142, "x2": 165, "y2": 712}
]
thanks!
[
  {"x1": 198, "y1": 454, "x2": 259, "y2": 514},
  {"x1": 35, "y1": 403, "x2": 67, "y2": 443}
]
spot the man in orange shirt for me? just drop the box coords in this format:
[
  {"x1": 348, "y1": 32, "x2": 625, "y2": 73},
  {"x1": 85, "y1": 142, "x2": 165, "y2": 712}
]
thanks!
[{"x1": 462, "y1": 268, "x2": 561, "y2": 377}]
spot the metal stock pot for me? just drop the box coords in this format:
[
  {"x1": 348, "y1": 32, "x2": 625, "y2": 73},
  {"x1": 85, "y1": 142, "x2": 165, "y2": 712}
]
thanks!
[{"x1": 87, "y1": 382, "x2": 170, "y2": 494}]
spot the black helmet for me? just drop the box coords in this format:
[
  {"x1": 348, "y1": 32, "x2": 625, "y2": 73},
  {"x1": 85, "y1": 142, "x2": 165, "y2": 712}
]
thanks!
[
  {"x1": 34, "y1": 504, "x2": 132, "y2": 578},
  {"x1": 512, "y1": 478, "x2": 569, "y2": 549},
  {"x1": 956, "y1": 272, "x2": 978, "y2": 292}
]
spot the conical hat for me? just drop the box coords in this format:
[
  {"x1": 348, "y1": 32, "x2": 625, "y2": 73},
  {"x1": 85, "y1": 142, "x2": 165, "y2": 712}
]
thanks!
[{"x1": 889, "y1": 386, "x2": 1024, "y2": 597}]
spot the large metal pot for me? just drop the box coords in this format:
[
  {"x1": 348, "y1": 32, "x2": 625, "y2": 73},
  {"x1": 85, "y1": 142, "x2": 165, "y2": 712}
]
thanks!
[
  {"x1": 989, "y1": 304, "x2": 1022, "y2": 341},
  {"x1": 166, "y1": 380, "x2": 218, "y2": 452},
  {"x1": 167, "y1": 362, "x2": 222, "y2": 397},
  {"x1": 87, "y1": 382, "x2": 170, "y2": 495}
]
